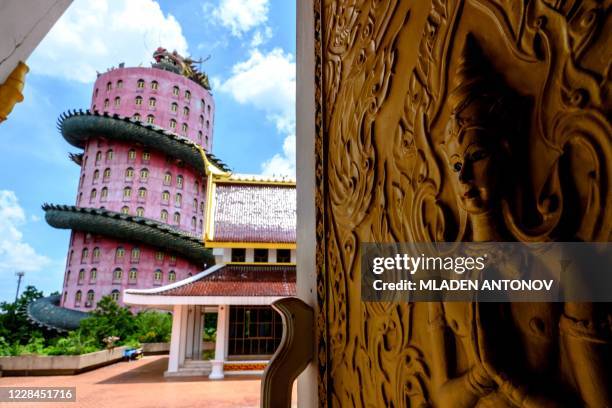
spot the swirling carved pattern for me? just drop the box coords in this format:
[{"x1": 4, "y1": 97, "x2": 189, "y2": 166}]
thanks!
[{"x1": 317, "y1": 0, "x2": 610, "y2": 406}]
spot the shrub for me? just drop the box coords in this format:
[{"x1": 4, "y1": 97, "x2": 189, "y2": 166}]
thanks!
[{"x1": 133, "y1": 310, "x2": 172, "y2": 343}]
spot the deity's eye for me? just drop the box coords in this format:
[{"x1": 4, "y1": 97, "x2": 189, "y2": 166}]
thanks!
[
  {"x1": 452, "y1": 162, "x2": 462, "y2": 172},
  {"x1": 470, "y1": 149, "x2": 488, "y2": 162}
]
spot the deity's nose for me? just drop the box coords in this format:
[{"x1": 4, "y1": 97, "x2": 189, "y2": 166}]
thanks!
[{"x1": 458, "y1": 160, "x2": 472, "y2": 183}]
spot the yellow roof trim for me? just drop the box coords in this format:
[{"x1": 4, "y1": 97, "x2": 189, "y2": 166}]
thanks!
[{"x1": 205, "y1": 241, "x2": 296, "y2": 249}]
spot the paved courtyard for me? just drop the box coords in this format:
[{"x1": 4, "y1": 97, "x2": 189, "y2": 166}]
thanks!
[{"x1": 0, "y1": 356, "x2": 297, "y2": 408}]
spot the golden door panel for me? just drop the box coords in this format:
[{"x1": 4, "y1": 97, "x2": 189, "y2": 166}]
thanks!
[{"x1": 317, "y1": 0, "x2": 610, "y2": 406}]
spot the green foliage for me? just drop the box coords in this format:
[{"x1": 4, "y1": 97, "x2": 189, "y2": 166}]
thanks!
[
  {"x1": 133, "y1": 310, "x2": 172, "y2": 343},
  {"x1": 79, "y1": 296, "x2": 136, "y2": 348},
  {"x1": 0, "y1": 286, "x2": 45, "y2": 345},
  {"x1": 45, "y1": 331, "x2": 98, "y2": 356}
]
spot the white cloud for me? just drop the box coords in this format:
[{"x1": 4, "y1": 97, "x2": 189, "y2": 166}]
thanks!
[
  {"x1": 218, "y1": 47, "x2": 296, "y2": 176},
  {"x1": 29, "y1": 0, "x2": 188, "y2": 83},
  {"x1": 250, "y1": 26, "x2": 273, "y2": 47},
  {"x1": 0, "y1": 191, "x2": 51, "y2": 274},
  {"x1": 212, "y1": 0, "x2": 269, "y2": 37}
]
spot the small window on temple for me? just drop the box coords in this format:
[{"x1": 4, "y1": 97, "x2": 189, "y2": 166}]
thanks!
[
  {"x1": 277, "y1": 249, "x2": 291, "y2": 263},
  {"x1": 142, "y1": 151, "x2": 151, "y2": 161},
  {"x1": 155, "y1": 251, "x2": 164, "y2": 261},
  {"x1": 90, "y1": 269, "x2": 97, "y2": 282},
  {"x1": 163, "y1": 172, "x2": 172, "y2": 185},
  {"x1": 95, "y1": 88, "x2": 99, "y2": 98},
  {"x1": 199, "y1": 115, "x2": 204, "y2": 125},
  {"x1": 106, "y1": 81, "x2": 112, "y2": 91},
  {"x1": 125, "y1": 167, "x2": 134, "y2": 180},
  {"x1": 123, "y1": 186, "x2": 132, "y2": 198},
  {"x1": 149, "y1": 97, "x2": 156, "y2": 107},
  {"x1": 162, "y1": 190, "x2": 170, "y2": 203},
  {"x1": 172, "y1": 86, "x2": 179, "y2": 96},
  {"x1": 140, "y1": 168, "x2": 149, "y2": 181},
  {"x1": 171, "y1": 102, "x2": 178, "y2": 112},
  {"x1": 231, "y1": 248, "x2": 246, "y2": 263},
  {"x1": 175, "y1": 193, "x2": 182, "y2": 207},
  {"x1": 207, "y1": 105, "x2": 211, "y2": 115},
  {"x1": 137, "y1": 79, "x2": 145, "y2": 88},
  {"x1": 116, "y1": 247, "x2": 125, "y2": 261},
  {"x1": 128, "y1": 149, "x2": 136, "y2": 160},
  {"x1": 198, "y1": 131, "x2": 202, "y2": 141},
  {"x1": 183, "y1": 106, "x2": 190, "y2": 116},
  {"x1": 193, "y1": 198, "x2": 198, "y2": 211},
  {"x1": 154, "y1": 269, "x2": 162, "y2": 282},
  {"x1": 136, "y1": 207, "x2": 144, "y2": 217},
  {"x1": 131, "y1": 247, "x2": 140, "y2": 262},
  {"x1": 206, "y1": 120, "x2": 210, "y2": 129},
  {"x1": 89, "y1": 189, "x2": 97, "y2": 203},
  {"x1": 75, "y1": 290, "x2": 82, "y2": 305},
  {"x1": 95, "y1": 151, "x2": 102, "y2": 163},
  {"x1": 121, "y1": 206, "x2": 129, "y2": 214},
  {"x1": 190, "y1": 216, "x2": 196, "y2": 229},
  {"x1": 181, "y1": 123, "x2": 188, "y2": 134},
  {"x1": 151, "y1": 80, "x2": 158, "y2": 90},
  {"x1": 170, "y1": 119, "x2": 177, "y2": 129},
  {"x1": 93, "y1": 169, "x2": 100, "y2": 182},
  {"x1": 254, "y1": 249, "x2": 268, "y2": 263},
  {"x1": 113, "y1": 268, "x2": 123, "y2": 281},
  {"x1": 161, "y1": 209, "x2": 168, "y2": 222},
  {"x1": 104, "y1": 99, "x2": 109, "y2": 108},
  {"x1": 129, "y1": 268, "x2": 137, "y2": 282},
  {"x1": 173, "y1": 212, "x2": 181, "y2": 224},
  {"x1": 135, "y1": 96, "x2": 143, "y2": 106},
  {"x1": 78, "y1": 269, "x2": 85, "y2": 283},
  {"x1": 147, "y1": 114, "x2": 154, "y2": 124},
  {"x1": 86, "y1": 290, "x2": 95, "y2": 306},
  {"x1": 176, "y1": 175, "x2": 183, "y2": 188},
  {"x1": 169, "y1": 255, "x2": 177, "y2": 266},
  {"x1": 184, "y1": 90, "x2": 191, "y2": 100},
  {"x1": 133, "y1": 113, "x2": 141, "y2": 121},
  {"x1": 138, "y1": 187, "x2": 147, "y2": 199},
  {"x1": 117, "y1": 80, "x2": 123, "y2": 89},
  {"x1": 168, "y1": 271, "x2": 176, "y2": 282},
  {"x1": 103, "y1": 168, "x2": 111, "y2": 180},
  {"x1": 114, "y1": 96, "x2": 120, "y2": 107},
  {"x1": 111, "y1": 290, "x2": 120, "y2": 302},
  {"x1": 100, "y1": 187, "x2": 108, "y2": 200},
  {"x1": 106, "y1": 149, "x2": 113, "y2": 161},
  {"x1": 200, "y1": 99, "x2": 205, "y2": 110}
]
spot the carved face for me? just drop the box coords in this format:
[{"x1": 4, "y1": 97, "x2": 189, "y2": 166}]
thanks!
[{"x1": 446, "y1": 128, "x2": 499, "y2": 214}]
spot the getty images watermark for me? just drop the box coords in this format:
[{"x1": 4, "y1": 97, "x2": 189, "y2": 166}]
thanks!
[{"x1": 361, "y1": 242, "x2": 612, "y2": 302}]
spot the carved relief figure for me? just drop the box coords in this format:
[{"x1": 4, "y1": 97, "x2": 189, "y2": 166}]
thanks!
[{"x1": 430, "y1": 35, "x2": 610, "y2": 408}]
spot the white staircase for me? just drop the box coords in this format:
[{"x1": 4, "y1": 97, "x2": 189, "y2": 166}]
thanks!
[{"x1": 164, "y1": 359, "x2": 212, "y2": 377}]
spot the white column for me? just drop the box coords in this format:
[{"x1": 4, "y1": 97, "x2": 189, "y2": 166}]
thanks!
[
  {"x1": 269, "y1": 249, "x2": 277, "y2": 263},
  {"x1": 185, "y1": 306, "x2": 195, "y2": 359},
  {"x1": 178, "y1": 304, "x2": 189, "y2": 367},
  {"x1": 209, "y1": 304, "x2": 229, "y2": 380},
  {"x1": 245, "y1": 248, "x2": 254, "y2": 262},
  {"x1": 167, "y1": 304, "x2": 184, "y2": 373}
]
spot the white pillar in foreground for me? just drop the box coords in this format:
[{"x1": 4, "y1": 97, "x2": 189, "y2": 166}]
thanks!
[
  {"x1": 209, "y1": 304, "x2": 229, "y2": 380},
  {"x1": 167, "y1": 304, "x2": 184, "y2": 373}
]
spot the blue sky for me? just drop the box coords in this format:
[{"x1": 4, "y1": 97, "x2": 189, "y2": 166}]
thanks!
[{"x1": 0, "y1": 0, "x2": 296, "y2": 303}]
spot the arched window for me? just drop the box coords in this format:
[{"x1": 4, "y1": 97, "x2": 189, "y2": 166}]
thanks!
[
  {"x1": 170, "y1": 119, "x2": 177, "y2": 129},
  {"x1": 106, "y1": 81, "x2": 112, "y2": 91},
  {"x1": 95, "y1": 151, "x2": 102, "y2": 163},
  {"x1": 128, "y1": 268, "x2": 137, "y2": 281},
  {"x1": 154, "y1": 269, "x2": 162, "y2": 282},
  {"x1": 183, "y1": 106, "x2": 190, "y2": 116},
  {"x1": 114, "y1": 96, "x2": 120, "y2": 107},
  {"x1": 163, "y1": 172, "x2": 172, "y2": 185},
  {"x1": 90, "y1": 268, "x2": 97, "y2": 282},
  {"x1": 151, "y1": 80, "x2": 158, "y2": 90},
  {"x1": 75, "y1": 290, "x2": 82, "y2": 305},
  {"x1": 142, "y1": 151, "x2": 151, "y2": 161},
  {"x1": 103, "y1": 168, "x2": 111, "y2": 180},
  {"x1": 131, "y1": 247, "x2": 140, "y2": 262},
  {"x1": 106, "y1": 149, "x2": 113, "y2": 161},
  {"x1": 121, "y1": 206, "x2": 129, "y2": 214},
  {"x1": 148, "y1": 97, "x2": 156, "y2": 108},
  {"x1": 169, "y1": 255, "x2": 177, "y2": 266},
  {"x1": 138, "y1": 187, "x2": 147, "y2": 200},
  {"x1": 173, "y1": 212, "x2": 180, "y2": 224},
  {"x1": 140, "y1": 168, "x2": 149, "y2": 180},
  {"x1": 111, "y1": 290, "x2": 120, "y2": 302},
  {"x1": 155, "y1": 251, "x2": 164, "y2": 261},
  {"x1": 95, "y1": 88, "x2": 99, "y2": 98},
  {"x1": 207, "y1": 105, "x2": 211, "y2": 114},
  {"x1": 113, "y1": 268, "x2": 122, "y2": 281},
  {"x1": 137, "y1": 79, "x2": 145, "y2": 88},
  {"x1": 78, "y1": 269, "x2": 85, "y2": 283},
  {"x1": 80, "y1": 174, "x2": 84, "y2": 188},
  {"x1": 125, "y1": 167, "x2": 134, "y2": 180},
  {"x1": 161, "y1": 209, "x2": 168, "y2": 222},
  {"x1": 193, "y1": 199, "x2": 198, "y2": 211},
  {"x1": 92, "y1": 247, "x2": 100, "y2": 262},
  {"x1": 206, "y1": 120, "x2": 210, "y2": 129},
  {"x1": 89, "y1": 189, "x2": 97, "y2": 203},
  {"x1": 135, "y1": 96, "x2": 143, "y2": 106},
  {"x1": 168, "y1": 271, "x2": 176, "y2": 282},
  {"x1": 123, "y1": 186, "x2": 132, "y2": 198},
  {"x1": 100, "y1": 187, "x2": 108, "y2": 200},
  {"x1": 146, "y1": 115, "x2": 154, "y2": 124},
  {"x1": 81, "y1": 248, "x2": 89, "y2": 263},
  {"x1": 93, "y1": 169, "x2": 100, "y2": 182},
  {"x1": 200, "y1": 99, "x2": 205, "y2": 110},
  {"x1": 133, "y1": 113, "x2": 141, "y2": 121},
  {"x1": 175, "y1": 193, "x2": 182, "y2": 207},
  {"x1": 162, "y1": 191, "x2": 170, "y2": 202},
  {"x1": 181, "y1": 123, "x2": 188, "y2": 133},
  {"x1": 115, "y1": 247, "x2": 125, "y2": 261},
  {"x1": 136, "y1": 207, "x2": 144, "y2": 217},
  {"x1": 205, "y1": 135, "x2": 209, "y2": 146},
  {"x1": 63, "y1": 291, "x2": 67, "y2": 306},
  {"x1": 194, "y1": 180, "x2": 200, "y2": 194},
  {"x1": 172, "y1": 86, "x2": 179, "y2": 96},
  {"x1": 77, "y1": 192, "x2": 82, "y2": 205},
  {"x1": 128, "y1": 149, "x2": 136, "y2": 160},
  {"x1": 117, "y1": 79, "x2": 123, "y2": 89},
  {"x1": 184, "y1": 90, "x2": 191, "y2": 100},
  {"x1": 198, "y1": 131, "x2": 203, "y2": 141},
  {"x1": 199, "y1": 219, "x2": 203, "y2": 231},
  {"x1": 171, "y1": 102, "x2": 178, "y2": 112},
  {"x1": 176, "y1": 175, "x2": 183, "y2": 188},
  {"x1": 104, "y1": 99, "x2": 109, "y2": 108},
  {"x1": 86, "y1": 290, "x2": 95, "y2": 306},
  {"x1": 191, "y1": 216, "x2": 196, "y2": 229},
  {"x1": 69, "y1": 250, "x2": 74, "y2": 265},
  {"x1": 199, "y1": 115, "x2": 204, "y2": 125}
]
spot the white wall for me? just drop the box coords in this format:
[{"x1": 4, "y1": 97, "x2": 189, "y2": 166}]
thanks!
[{"x1": 0, "y1": 0, "x2": 72, "y2": 83}]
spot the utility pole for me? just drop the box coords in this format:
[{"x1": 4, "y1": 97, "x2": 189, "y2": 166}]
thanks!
[{"x1": 15, "y1": 271, "x2": 24, "y2": 303}]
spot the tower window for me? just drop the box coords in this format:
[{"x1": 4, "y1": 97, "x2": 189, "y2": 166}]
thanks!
[
  {"x1": 123, "y1": 186, "x2": 132, "y2": 198},
  {"x1": 148, "y1": 97, "x2": 156, "y2": 107},
  {"x1": 170, "y1": 119, "x2": 177, "y2": 129},
  {"x1": 168, "y1": 271, "x2": 176, "y2": 282},
  {"x1": 121, "y1": 206, "x2": 129, "y2": 214},
  {"x1": 86, "y1": 290, "x2": 95, "y2": 306},
  {"x1": 162, "y1": 191, "x2": 170, "y2": 203},
  {"x1": 172, "y1": 86, "x2": 179, "y2": 96},
  {"x1": 113, "y1": 268, "x2": 122, "y2": 281},
  {"x1": 131, "y1": 247, "x2": 140, "y2": 262},
  {"x1": 78, "y1": 269, "x2": 85, "y2": 283},
  {"x1": 135, "y1": 96, "x2": 143, "y2": 106},
  {"x1": 125, "y1": 167, "x2": 134, "y2": 180},
  {"x1": 136, "y1": 207, "x2": 144, "y2": 217},
  {"x1": 106, "y1": 149, "x2": 113, "y2": 161},
  {"x1": 128, "y1": 268, "x2": 137, "y2": 282},
  {"x1": 106, "y1": 81, "x2": 112, "y2": 91},
  {"x1": 137, "y1": 79, "x2": 145, "y2": 88},
  {"x1": 140, "y1": 168, "x2": 149, "y2": 181},
  {"x1": 104, "y1": 99, "x2": 109, "y2": 108},
  {"x1": 116, "y1": 80, "x2": 123, "y2": 89},
  {"x1": 181, "y1": 123, "x2": 188, "y2": 134},
  {"x1": 176, "y1": 175, "x2": 183, "y2": 188},
  {"x1": 163, "y1": 172, "x2": 172, "y2": 185},
  {"x1": 184, "y1": 90, "x2": 191, "y2": 100},
  {"x1": 75, "y1": 290, "x2": 82, "y2": 306},
  {"x1": 111, "y1": 290, "x2": 119, "y2": 302},
  {"x1": 133, "y1": 113, "x2": 141, "y2": 121},
  {"x1": 89, "y1": 189, "x2": 97, "y2": 203},
  {"x1": 171, "y1": 102, "x2": 178, "y2": 112},
  {"x1": 151, "y1": 80, "x2": 158, "y2": 90},
  {"x1": 190, "y1": 216, "x2": 196, "y2": 229},
  {"x1": 100, "y1": 187, "x2": 108, "y2": 200},
  {"x1": 103, "y1": 168, "x2": 111, "y2": 180},
  {"x1": 128, "y1": 149, "x2": 136, "y2": 160},
  {"x1": 114, "y1": 96, "x2": 120, "y2": 107},
  {"x1": 93, "y1": 169, "x2": 100, "y2": 182},
  {"x1": 161, "y1": 209, "x2": 168, "y2": 222},
  {"x1": 138, "y1": 187, "x2": 147, "y2": 200},
  {"x1": 173, "y1": 212, "x2": 180, "y2": 224},
  {"x1": 183, "y1": 107, "x2": 190, "y2": 116},
  {"x1": 95, "y1": 151, "x2": 102, "y2": 163},
  {"x1": 254, "y1": 249, "x2": 268, "y2": 263},
  {"x1": 146, "y1": 115, "x2": 154, "y2": 124},
  {"x1": 90, "y1": 268, "x2": 97, "y2": 282},
  {"x1": 175, "y1": 193, "x2": 182, "y2": 207},
  {"x1": 142, "y1": 151, "x2": 151, "y2": 161},
  {"x1": 154, "y1": 269, "x2": 162, "y2": 282},
  {"x1": 115, "y1": 247, "x2": 125, "y2": 261}
]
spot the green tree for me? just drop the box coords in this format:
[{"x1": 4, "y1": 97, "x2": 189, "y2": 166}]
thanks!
[
  {"x1": 79, "y1": 296, "x2": 136, "y2": 348},
  {"x1": 0, "y1": 285, "x2": 44, "y2": 344}
]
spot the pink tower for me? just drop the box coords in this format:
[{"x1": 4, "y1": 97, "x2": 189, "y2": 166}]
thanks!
[{"x1": 43, "y1": 49, "x2": 229, "y2": 311}]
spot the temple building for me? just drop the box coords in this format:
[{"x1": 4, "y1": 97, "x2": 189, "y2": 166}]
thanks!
[
  {"x1": 124, "y1": 173, "x2": 296, "y2": 378},
  {"x1": 27, "y1": 50, "x2": 297, "y2": 378}
]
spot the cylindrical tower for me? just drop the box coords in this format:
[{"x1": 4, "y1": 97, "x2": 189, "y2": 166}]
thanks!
[{"x1": 43, "y1": 49, "x2": 228, "y2": 311}]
